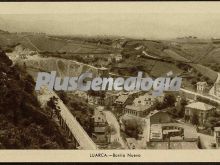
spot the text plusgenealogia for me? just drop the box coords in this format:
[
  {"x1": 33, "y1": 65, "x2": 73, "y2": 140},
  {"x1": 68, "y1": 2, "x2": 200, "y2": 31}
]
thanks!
[{"x1": 35, "y1": 71, "x2": 182, "y2": 96}]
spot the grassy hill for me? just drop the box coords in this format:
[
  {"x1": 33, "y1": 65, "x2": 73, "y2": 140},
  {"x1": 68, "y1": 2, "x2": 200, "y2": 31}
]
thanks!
[{"x1": 112, "y1": 39, "x2": 218, "y2": 90}]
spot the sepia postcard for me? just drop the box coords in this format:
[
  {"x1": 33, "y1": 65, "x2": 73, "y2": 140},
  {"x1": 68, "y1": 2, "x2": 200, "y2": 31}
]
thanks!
[{"x1": 0, "y1": 1, "x2": 220, "y2": 162}]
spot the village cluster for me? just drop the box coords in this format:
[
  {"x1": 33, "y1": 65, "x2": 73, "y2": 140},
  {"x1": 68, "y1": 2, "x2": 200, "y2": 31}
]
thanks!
[
  {"x1": 9, "y1": 41, "x2": 220, "y2": 150},
  {"x1": 69, "y1": 68, "x2": 220, "y2": 150}
]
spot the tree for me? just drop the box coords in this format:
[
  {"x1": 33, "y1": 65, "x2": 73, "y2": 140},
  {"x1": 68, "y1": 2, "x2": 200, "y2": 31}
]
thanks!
[
  {"x1": 0, "y1": 50, "x2": 12, "y2": 66},
  {"x1": 152, "y1": 99, "x2": 164, "y2": 110},
  {"x1": 163, "y1": 93, "x2": 176, "y2": 107},
  {"x1": 57, "y1": 91, "x2": 68, "y2": 104},
  {"x1": 123, "y1": 119, "x2": 142, "y2": 139},
  {"x1": 47, "y1": 96, "x2": 60, "y2": 118},
  {"x1": 0, "y1": 49, "x2": 72, "y2": 149},
  {"x1": 177, "y1": 97, "x2": 187, "y2": 118}
]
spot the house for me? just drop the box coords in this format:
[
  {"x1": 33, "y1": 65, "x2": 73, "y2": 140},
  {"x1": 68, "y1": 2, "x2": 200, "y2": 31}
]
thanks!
[
  {"x1": 214, "y1": 127, "x2": 220, "y2": 148},
  {"x1": 110, "y1": 53, "x2": 123, "y2": 62},
  {"x1": 150, "y1": 124, "x2": 184, "y2": 141},
  {"x1": 114, "y1": 94, "x2": 133, "y2": 108},
  {"x1": 112, "y1": 42, "x2": 122, "y2": 49},
  {"x1": 126, "y1": 138, "x2": 138, "y2": 149},
  {"x1": 124, "y1": 104, "x2": 151, "y2": 117},
  {"x1": 214, "y1": 81, "x2": 220, "y2": 97},
  {"x1": 133, "y1": 93, "x2": 164, "y2": 107},
  {"x1": 185, "y1": 102, "x2": 216, "y2": 126},
  {"x1": 148, "y1": 110, "x2": 172, "y2": 124},
  {"x1": 150, "y1": 123, "x2": 197, "y2": 141},
  {"x1": 149, "y1": 92, "x2": 164, "y2": 103},
  {"x1": 148, "y1": 122, "x2": 198, "y2": 149},
  {"x1": 92, "y1": 106, "x2": 109, "y2": 144},
  {"x1": 133, "y1": 93, "x2": 156, "y2": 107},
  {"x1": 196, "y1": 82, "x2": 208, "y2": 94},
  {"x1": 115, "y1": 54, "x2": 123, "y2": 62},
  {"x1": 112, "y1": 38, "x2": 126, "y2": 49},
  {"x1": 162, "y1": 125, "x2": 184, "y2": 140}
]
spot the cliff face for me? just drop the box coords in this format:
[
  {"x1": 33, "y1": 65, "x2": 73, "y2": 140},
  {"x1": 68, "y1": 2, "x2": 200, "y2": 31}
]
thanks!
[
  {"x1": 0, "y1": 50, "x2": 72, "y2": 149},
  {"x1": 17, "y1": 56, "x2": 100, "y2": 78}
]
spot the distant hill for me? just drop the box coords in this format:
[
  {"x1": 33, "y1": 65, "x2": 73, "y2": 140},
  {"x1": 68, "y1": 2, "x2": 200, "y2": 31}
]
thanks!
[{"x1": 0, "y1": 31, "x2": 114, "y2": 54}]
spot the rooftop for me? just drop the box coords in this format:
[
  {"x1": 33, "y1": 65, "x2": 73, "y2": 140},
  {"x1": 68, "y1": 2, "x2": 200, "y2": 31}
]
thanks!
[
  {"x1": 197, "y1": 82, "x2": 207, "y2": 85},
  {"x1": 133, "y1": 93, "x2": 159, "y2": 105},
  {"x1": 125, "y1": 104, "x2": 151, "y2": 112},
  {"x1": 147, "y1": 109, "x2": 169, "y2": 118},
  {"x1": 148, "y1": 110, "x2": 160, "y2": 117},
  {"x1": 186, "y1": 102, "x2": 215, "y2": 111},
  {"x1": 115, "y1": 94, "x2": 129, "y2": 104},
  {"x1": 214, "y1": 127, "x2": 220, "y2": 132}
]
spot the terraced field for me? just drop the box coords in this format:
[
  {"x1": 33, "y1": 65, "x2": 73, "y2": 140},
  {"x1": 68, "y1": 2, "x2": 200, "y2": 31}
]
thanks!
[{"x1": 0, "y1": 30, "x2": 218, "y2": 89}]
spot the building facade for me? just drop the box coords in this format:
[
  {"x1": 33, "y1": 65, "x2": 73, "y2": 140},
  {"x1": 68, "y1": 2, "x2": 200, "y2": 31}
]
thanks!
[
  {"x1": 148, "y1": 110, "x2": 172, "y2": 124},
  {"x1": 92, "y1": 106, "x2": 109, "y2": 144},
  {"x1": 196, "y1": 82, "x2": 208, "y2": 94},
  {"x1": 124, "y1": 104, "x2": 150, "y2": 117},
  {"x1": 150, "y1": 123, "x2": 184, "y2": 141},
  {"x1": 185, "y1": 102, "x2": 215, "y2": 127},
  {"x1": 114, "y1": 94, "x2": 133, "y2": 109}
]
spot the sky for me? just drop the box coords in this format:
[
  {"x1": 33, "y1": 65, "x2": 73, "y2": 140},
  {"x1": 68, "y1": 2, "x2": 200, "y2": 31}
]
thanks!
[{"x1": 0, "y1": 2, "x2": 220, "y2": 39}]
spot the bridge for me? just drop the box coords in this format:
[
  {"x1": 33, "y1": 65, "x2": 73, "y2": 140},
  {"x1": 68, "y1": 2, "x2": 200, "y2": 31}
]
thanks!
[{"x1": 37, "y1": 86, "x2": 97, "y2": 150}]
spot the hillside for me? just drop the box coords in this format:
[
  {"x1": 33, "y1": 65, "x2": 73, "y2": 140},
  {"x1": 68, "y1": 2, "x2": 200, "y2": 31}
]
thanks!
[
  {"x1": 0, "y1": 31, "x2": 218, "y2": 91},
  {"x1": 0, "y1": 49, "x2": 72, "y2": 149}
]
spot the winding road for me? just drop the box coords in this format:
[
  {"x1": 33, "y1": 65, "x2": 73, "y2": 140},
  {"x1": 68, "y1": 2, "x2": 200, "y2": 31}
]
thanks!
[{"x1": 103, "y1": 110, "x2": 128, "y2": 149}]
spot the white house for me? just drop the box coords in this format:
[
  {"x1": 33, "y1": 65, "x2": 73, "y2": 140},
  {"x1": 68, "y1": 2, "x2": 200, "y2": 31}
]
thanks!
[{"x1": 196, "y1": 82, "x2": 208, "y2": 94}]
